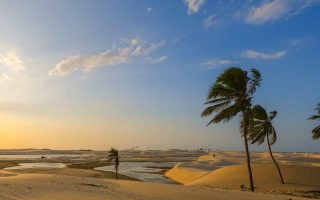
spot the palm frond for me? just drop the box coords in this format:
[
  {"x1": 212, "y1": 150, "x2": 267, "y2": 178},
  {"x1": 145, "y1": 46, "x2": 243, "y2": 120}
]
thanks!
[
  {"x1": 312, "y1": 125, "x2": 320, "y2": 140},
  {"x1": 108, "y1": 147, "x2": 119, "y2": 161},
  {"x1": 251, "y1": 105, "x2": 268, "y2": 120},
  {"x1": 248, "y1": 68, "x2": 262, "y2": 95},
  {"x1": 201, "y1": 101, "x2": 232, "y2": 117},
  {"x1": 308, "y1": 114, "x2": 320, "y2": 120},
  {"x1": 207, "y1": 83, "x2": 237, "y2": 100},
  {"x1": 216, "y1": 67, "x2": 247, "y2": 93},
  {"x1": 269, "y1": 111, "x2": 277, "y2": 120},
  {"x1": 249, "y1": 105, "x2": 278, "y2": 146},
  {"x1": 316, "y1": 103, "x2": 320, "y2": 114},
  {"x1": 309, "y1": 102, "x2": 320, "y2": 120},
  {"x1": 269, "y1": 127, "x2": 277, "y2": 145},
  {"x1": 309, "y1": 102, "x2": 320, "y2": 140},
  {"x1": 204, "y1": 97, "x2": 233, "y2": 105},
  {"x1": 250, "y1": 128, "x2": 266, "y2": 145},
  {"x1": 206, "y1": 104, "x2": 240, "y2": 126}
]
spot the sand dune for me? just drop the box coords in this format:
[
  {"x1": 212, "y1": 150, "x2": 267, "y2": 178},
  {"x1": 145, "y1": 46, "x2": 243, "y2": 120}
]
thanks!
[
  {"x1": 1, "y1": 150, "x2": 320, "y2": 199},
  {"x1": 189, "y1": 164, "x2": 320, "y2": 188},
  {"x1": 166, "y1": 162, "x2": 320, "y2": 198},
  {"x1": 0, "y1": 171, "x2": 311, "y2": 200},
  {"x1": 165, "y1": 163, "x2": 210, "y2": 184}
]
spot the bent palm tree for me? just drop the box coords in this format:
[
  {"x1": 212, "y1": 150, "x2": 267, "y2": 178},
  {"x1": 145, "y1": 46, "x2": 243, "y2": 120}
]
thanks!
[
  {"x1": 201, "y1": 67, "x2": 261, "y2": 192},
  {"x1": 249, "y1": 105, "x2": 285, "y2": 184},
  {"x1": 108, "y1": 147, "x2": 119, "y2": 179},
  {"x1": 308, "y1": 103, "x2": 320, "y2": 140}
]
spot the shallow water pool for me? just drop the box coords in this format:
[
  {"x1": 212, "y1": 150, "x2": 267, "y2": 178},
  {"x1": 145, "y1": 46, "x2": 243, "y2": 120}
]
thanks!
[
  {"x1": 5, "y1": 162, "x2": 66, "y2": 170},
  {"x1": 95, "y1": 162, "x2": 177, "y2": 184}
]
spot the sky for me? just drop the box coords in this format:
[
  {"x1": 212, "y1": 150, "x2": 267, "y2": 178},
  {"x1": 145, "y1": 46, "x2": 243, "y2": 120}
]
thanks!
[{"x1": 0, "y1": 0, "x2": 319, "y2": 151}]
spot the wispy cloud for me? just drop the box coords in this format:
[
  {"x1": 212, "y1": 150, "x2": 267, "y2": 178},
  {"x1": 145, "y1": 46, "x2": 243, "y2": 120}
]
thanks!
[
  {"x1": 49, "y1": 51, "x2": 129, "y2": 76},
  {"x1": 146, "y1": 7, "x2": 153, "y2": 13},
  {"x1": 0, "y1": 49, "x2": 28, "y2": 87},
  {"x1": 171, "y1": 34, "x2": 187, "y2": 44},
  {"x1": 245, "y1": 0, "x2": 320, "y2": 24},
  {"x1": 131, "y1": 40, "x2": 165, "y2": 57},
  {"x1": 200, "y1": 59, "x2": 234, "y2": 70},
  {"x1": 0, "y1": 73, "x2": 17, "y2": 83},
  {"x1": 203, "y1": 15, "x2": 218, "y2": 28},
  {"x1": 185, "y1": 0, "x2": 206, "y2": 15},
  {"x1": 49, "y1": 38, "x2": 165, "y2": 76},
  {"x1": 152, "y1": 56, "x2": 167, "y2": 64},
  {"x1": 0, "y1": 72, "x2": 29, "y2": 88},
  {"x1": 0, "y1": 50, "x2": 26, "y2": 72},
  {"x1": 287, "y1": 37, "x2": 314, "y2": 46},
  {"x1": 243, "y1": 50, "x2": 287, "y2": 60}
]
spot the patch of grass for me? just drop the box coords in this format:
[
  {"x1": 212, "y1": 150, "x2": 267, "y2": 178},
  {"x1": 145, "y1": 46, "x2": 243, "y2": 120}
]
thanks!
[{"x1": 67, "y1": 162, "x2": 109, "y2": 169}]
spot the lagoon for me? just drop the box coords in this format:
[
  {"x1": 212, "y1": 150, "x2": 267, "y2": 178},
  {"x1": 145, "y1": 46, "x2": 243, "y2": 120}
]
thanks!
[{"x1": 95, "y1": 162, "x2": 176, "y2": 184}]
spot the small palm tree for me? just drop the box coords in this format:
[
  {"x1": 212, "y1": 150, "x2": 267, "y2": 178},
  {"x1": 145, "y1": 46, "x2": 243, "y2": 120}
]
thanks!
[
  {"x1": 201, "y1": 67, "x2": 261, "y2": 192},
  {"x1": 249, "y1": 105, "x2": 285, "y2": 184},
  {"x1": 108, "y1": 147, "x2": 119, "y2": 179},
  {"x1": 308, "y1": 103, "x2": 320, "y2": 140}
]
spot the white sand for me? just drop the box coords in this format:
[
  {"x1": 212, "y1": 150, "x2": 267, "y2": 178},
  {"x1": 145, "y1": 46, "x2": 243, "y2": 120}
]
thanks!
[
  {"x1": 1, "y1": 150, "x2": 319, "y2": 199},
  {"x1": 0, "y1": 171, "x2": 310, "y2": 200},
  {"x1": 166, "y1": 152, "x2": 320, "y2": 198}
]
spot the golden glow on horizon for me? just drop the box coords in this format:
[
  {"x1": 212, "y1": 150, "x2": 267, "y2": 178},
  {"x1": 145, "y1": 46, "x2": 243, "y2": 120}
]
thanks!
[{"x1": 0, "y1": 110, "x2": 208, "y2": 150}]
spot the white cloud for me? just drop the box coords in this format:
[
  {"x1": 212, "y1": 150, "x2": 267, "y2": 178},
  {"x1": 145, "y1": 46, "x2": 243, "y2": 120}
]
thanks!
[
  {"x1": 152, "y1": 56, "x2": 167, "y2": 64},
  {"x1": 130, "y1": 37, "x2": 140, "y2": 46},
  {"x1": 49, "y1": 51, "x2": 129, "y2": 76},
  {"x1": 203, "y1": 15, "x2": 218, "y2": 28},
  {"x1": 246, "y1": 0, "x2": 320, "y2": 24},
  {"x1": 49, "y1": 37, "x2": 165, "y2": 76},
  {"x1": 131, "y1": 40, "x2": 165, "y2": 57},
  {"x1": 0, "y1": 50, "x2": 26, "y2": 72},
  {"x1": 0, "y1": 49, "x2": 28, "y2": 87},
  {"x1": 243, "y1": 50, "x2": 287, "y2": 60},
  {"x1": 0, "y1": 73, "x2": 17, "y2": 83},
  {"x1": 185, "y1": 0, "x2": 206, "y2": 15},
  {"x1": 146, "y1": 7, "x2": 153, "y2": 13},
  {"x1": 200, "y1": 59, "x2": 234, "y2": 69}
]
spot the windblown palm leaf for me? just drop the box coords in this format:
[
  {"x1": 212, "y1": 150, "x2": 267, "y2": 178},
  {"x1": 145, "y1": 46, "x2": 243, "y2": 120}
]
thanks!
[
  {"x1": 249, "y1": 106, "x2": 277, "y2": 145},
  {"x1": 249, "y1": 105, "x2": 284, "y2": 184},
  {"x1": 108, "y1": 147, "x2": 119, "y2": 179},
  {"x1": 308, "y1": 103, "x2": 320, "y2": 140},
  {"x1": 201, "y1": 67, "x2": 262, "y2": 192}
]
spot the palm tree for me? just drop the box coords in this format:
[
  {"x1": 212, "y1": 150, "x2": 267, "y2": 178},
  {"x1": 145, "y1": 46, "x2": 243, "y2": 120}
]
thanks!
[
  {"x1": 308, "y1": 103, "x2": 320, "y2": 140},
  {"x1": 249, "y1": 105, "x2": 285, "y2": 184},
  {"x1": 201, "y1": 67, "x2": 261, "y2": 192},
  {"x1": 108, "y1": 147, "x2": 119, "y2": 179}
]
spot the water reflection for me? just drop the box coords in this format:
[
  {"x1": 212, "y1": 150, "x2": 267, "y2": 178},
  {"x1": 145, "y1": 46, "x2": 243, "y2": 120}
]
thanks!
[
  {"x1": 95, "y1": 162, "x2": 177, "y2": 184},
  {"x1": 0, "y1": 154, "x2": 83, "y2": 159},
  {"x1": 5, "y1": 162, "x2": 66, "y2": 170}
]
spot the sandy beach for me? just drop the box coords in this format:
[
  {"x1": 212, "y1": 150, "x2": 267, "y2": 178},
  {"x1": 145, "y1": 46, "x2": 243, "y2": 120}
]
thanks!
[
  {"x1": 0, "y1": 149, "x2": 319, "y2": 199},
  {"x1": 0, "y1": 169, "x2": 313, "y2": 200}
]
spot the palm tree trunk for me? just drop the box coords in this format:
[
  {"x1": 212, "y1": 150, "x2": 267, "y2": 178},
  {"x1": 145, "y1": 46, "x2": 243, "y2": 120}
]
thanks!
[
  {"x1": 243, "y1": 111, "x2": 255, "y2": 192},
  {"x1": 115, "y1": 165, "x2": 118, "y2": 179},
  {"x1": 266, "y1": 134, "x2": 285, "y2": 184}
]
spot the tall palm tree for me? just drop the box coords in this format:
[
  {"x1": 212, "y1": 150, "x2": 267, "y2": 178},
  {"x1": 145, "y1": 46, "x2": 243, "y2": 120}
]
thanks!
[
  {"x1": 308, "y1": 103, "x2": 320, "y2": 140},
  {"x1": 108, "y1": 147, "x2": 119, "y2": 179},
  {"x1": 249, "y1": 105, "x2": 285, "y2": 184},
  {"x1": 201, "y1": 67, "x2": 261, "y2": 192}
]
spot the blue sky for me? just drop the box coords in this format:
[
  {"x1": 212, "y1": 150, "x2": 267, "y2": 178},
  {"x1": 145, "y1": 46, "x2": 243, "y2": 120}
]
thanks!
[{"x1": 0, "y1": 0, "x2": 319, "y2": 151}]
